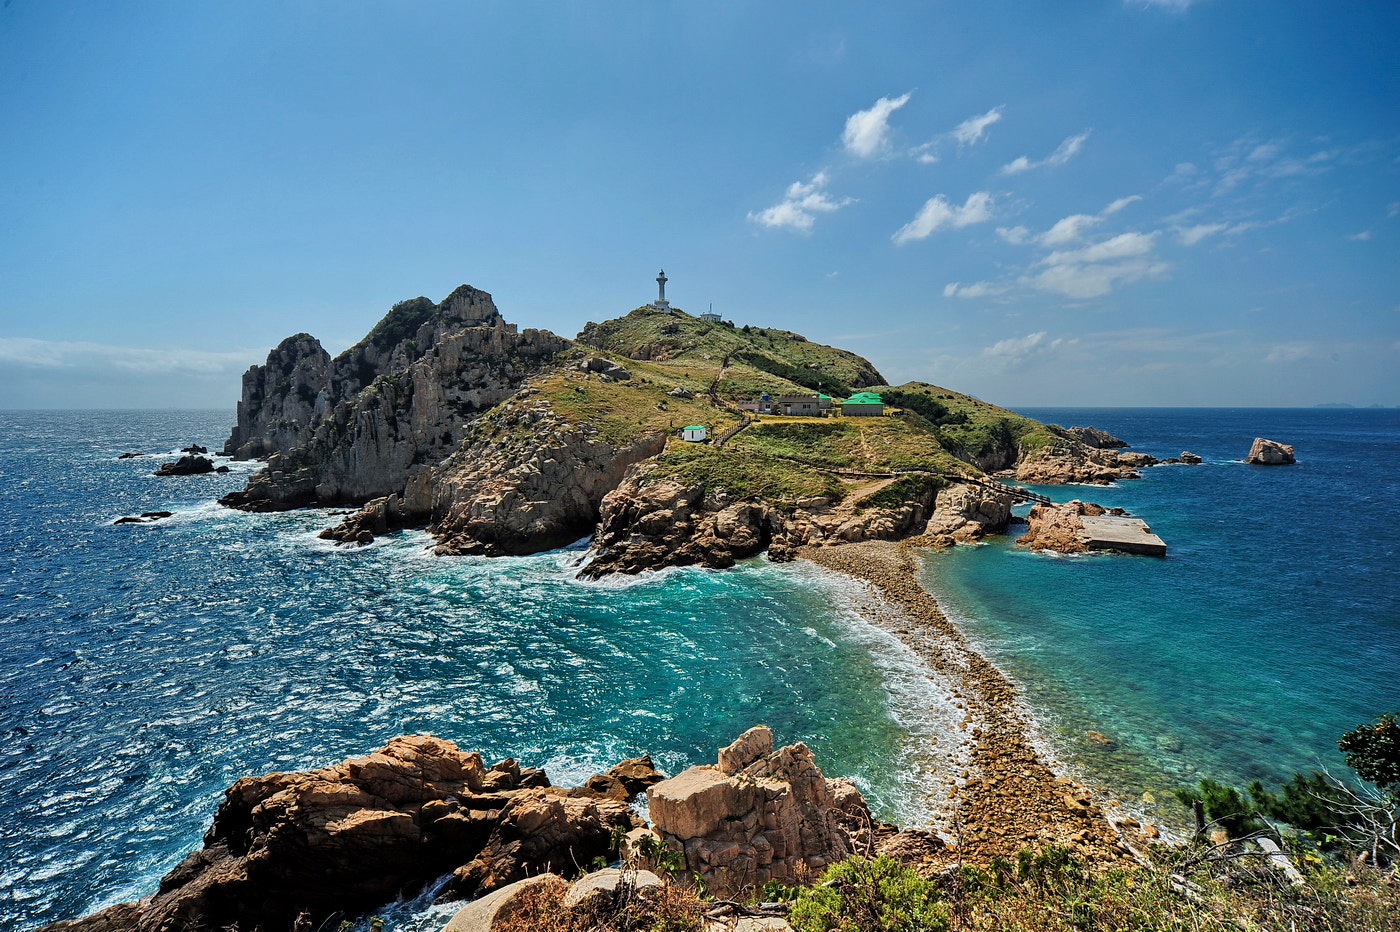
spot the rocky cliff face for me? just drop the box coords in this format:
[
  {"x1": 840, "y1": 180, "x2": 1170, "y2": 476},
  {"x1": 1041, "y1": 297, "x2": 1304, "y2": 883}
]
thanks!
[
  {"x1": 220, "y1": 286, "x2": 570, "y2": 512},
  {"x1": 223, "y1": 334, "x2": 330, "y2": 459},
  {"x1": 427, "y1": 397, "x2": 667, "y2": 556}
]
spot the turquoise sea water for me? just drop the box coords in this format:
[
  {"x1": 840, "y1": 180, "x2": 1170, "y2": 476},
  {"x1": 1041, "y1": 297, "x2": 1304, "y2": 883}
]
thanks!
[
  {"x1": 1, "y1": 407, "x2": 1397, "y2": 930},
  {"x1": 921, "y1": 407, "x2": 1400, "y2": 820}
]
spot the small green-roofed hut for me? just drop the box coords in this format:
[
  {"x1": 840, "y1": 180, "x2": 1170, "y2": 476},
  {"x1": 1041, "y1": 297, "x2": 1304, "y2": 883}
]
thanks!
[
  {"x1": 681, "y1": 425, "x2": 708, "y2": 442},
  {"x1": 839, "y1": 392, "x2": 885, "y2": 416}
]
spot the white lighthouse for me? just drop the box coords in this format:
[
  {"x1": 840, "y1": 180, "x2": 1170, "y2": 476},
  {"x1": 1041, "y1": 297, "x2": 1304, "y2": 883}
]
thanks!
[{"x1": 653, "y1": 269, "x2": 670, "y2": 311}]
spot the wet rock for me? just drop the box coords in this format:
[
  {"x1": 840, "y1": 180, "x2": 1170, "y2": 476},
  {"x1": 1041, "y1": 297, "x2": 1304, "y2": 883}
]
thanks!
[
  {"x1": 1179, "y1": 451, "x2": 1202, "y2": 465},
  {"x1": 113, "y1": 511, "x2": 174, "y2": 525},
  {"x1": 154, "y1": 455, "x2": 215, "y2": 476}
]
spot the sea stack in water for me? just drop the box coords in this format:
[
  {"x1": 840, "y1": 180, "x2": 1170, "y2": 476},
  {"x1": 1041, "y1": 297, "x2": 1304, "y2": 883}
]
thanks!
[{"x1": 1245, "y1": 437, "x2": 1295, "y2": 465}]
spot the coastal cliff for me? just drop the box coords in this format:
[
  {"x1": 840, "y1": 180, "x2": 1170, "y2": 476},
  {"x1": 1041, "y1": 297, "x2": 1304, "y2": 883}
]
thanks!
[{"x1": 222, "y1": 290, "x2": 1135, "y2": 572}]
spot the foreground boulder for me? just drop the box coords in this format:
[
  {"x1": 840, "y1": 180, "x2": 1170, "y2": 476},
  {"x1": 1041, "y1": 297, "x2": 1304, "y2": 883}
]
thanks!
[
  {"x1": 41, "y1": 736, "x2": 642, "y2": 932},
  {"x1": 1245, "y1": 438, "x2": 1295, "y2": 465},
  {"x1": 646, "y1": 726, "x2": 873, "y2": 888}
]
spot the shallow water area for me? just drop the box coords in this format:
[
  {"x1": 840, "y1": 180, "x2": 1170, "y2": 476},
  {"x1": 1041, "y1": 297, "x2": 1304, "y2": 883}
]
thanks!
[{"x1": 917, "y1": 407, "x2": 1400, "y2": 830}]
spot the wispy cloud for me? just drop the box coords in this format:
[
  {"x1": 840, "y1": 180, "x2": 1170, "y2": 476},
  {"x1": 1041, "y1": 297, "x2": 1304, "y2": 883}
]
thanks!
[
  {"x1": 951, "y1": 106, "x2": 1003, "y2": 147},
  {"x1": 982, "y1": 331, "x2": 1066, "y2": 368},
  {"x1": 1176, "y1": 222, "x2": 1227, "y2": 246},
  {"x1": 1001, "y1": 131, "x2": 1091, "y2": 175},
  {"x1": 1348, "y1": 231, "x2": 1373, "y2": 241},
  {"x1": 0, "y1": 337, "x2": 255, "y2": 374},
  {"x1": 748, "y1": 172, "x2": 853, "y2": 232},
  {"x1": 1031, "y1": 232, "x2": 1169, "y2": 299},
  {"x1": 892, "y1": 191, "x2": 994, "y2": 245},
  {"x1": 1212, "y1": 138, "x2": 1335, "y2": 196},
  {"x1": 943, "y1": 281, "x2": 1007, "y2": 299},
  {"x1": 842, "y1": 93, "x2": 912, "y2": 158}
]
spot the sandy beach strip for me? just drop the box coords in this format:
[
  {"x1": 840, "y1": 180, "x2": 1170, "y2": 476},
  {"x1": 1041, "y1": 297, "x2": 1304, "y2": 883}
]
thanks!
[{"x1": 800, "y1": 539, "x2": 1151, "y2": 869}]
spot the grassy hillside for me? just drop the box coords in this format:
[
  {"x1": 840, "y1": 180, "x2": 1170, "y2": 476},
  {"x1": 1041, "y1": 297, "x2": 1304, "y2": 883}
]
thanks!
[
  {"x1": 576, "y1": 306, "x2": 885, "y2": 396},
  {"x1": 496, "y1": 317, "x2": 1073, "y2": 515}
]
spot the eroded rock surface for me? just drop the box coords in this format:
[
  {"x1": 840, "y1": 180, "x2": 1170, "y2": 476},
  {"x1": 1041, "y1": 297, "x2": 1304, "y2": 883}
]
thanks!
[
  {"x1": 41, "y1": 736, "x2": 644, "y2": 932},
  {"x1": 220, "y1": 286, "x2": 569, "y2": 514},
  {"x1": 646, "y1": 726, "x2": 874, "y2": 888},
  {"x1": 1245, "y1": 437, "x2": 1295, "y2": 465}
]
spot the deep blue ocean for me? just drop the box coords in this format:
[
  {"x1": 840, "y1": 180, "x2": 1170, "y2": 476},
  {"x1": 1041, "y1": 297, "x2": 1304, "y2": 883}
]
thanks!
[{"x1": 2, "y1": 407, "x2": 1397, "y2": 931}]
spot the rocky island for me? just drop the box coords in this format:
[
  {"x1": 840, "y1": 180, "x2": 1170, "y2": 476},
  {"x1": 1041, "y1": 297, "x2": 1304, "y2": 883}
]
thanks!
[{"x1": 217, "y1": 284, "x2": 1151, "y2": 570}]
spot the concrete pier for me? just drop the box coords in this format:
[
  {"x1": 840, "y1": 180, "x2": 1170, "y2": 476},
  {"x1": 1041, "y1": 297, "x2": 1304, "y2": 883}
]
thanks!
[{"x1": 1079, "y1": 515, "x2": 1167, "y2": 556}]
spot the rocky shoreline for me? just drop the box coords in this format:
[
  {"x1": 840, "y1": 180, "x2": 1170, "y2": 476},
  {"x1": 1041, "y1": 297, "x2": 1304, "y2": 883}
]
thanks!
[{"x1": 799, "y1": 540, "x2": 1157, "y2": 868}]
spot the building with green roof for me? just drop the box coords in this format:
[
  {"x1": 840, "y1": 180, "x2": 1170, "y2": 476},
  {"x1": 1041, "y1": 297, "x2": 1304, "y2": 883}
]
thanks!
[{"x1": 839, "y1": 392, "x2": 884, "y2": 417}]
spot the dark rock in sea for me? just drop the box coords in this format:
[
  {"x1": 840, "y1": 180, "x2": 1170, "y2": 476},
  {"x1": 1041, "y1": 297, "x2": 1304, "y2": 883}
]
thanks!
[
  {"x1": 180, "y1": 444, "x2": 209, "y2": 454},
  {"x1": 1245, "y1": 438, "x2": 1295, "y2": 465},
  {"x1": 117, "y1": 452, "x2": 145, "y2": 459},
  {"x1": 154, "y1": 455, "x2": 215, "y2": 477},
  {"x1": 113, "y1": 509, "x2": 173, "y2": 523},
  {"x1": 1179, "y1": 451, "x2": 1202, "y2": 465},
  {"x1": 214, "y1": 465, "x2": 230, "y2": 473}
]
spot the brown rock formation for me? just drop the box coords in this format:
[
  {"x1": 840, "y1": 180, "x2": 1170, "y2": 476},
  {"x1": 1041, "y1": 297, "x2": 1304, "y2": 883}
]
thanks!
[
  {"x1": 1245, "y1": 437, "x2": 1296, "y2": 465},
  {"x1": 1014, "y1": 441, "x2": 1146, "y2": 485},
  {"x1": 1015, "y1": 500, "x2": 1103, "y2": 554},
  {"x1": 646, "y1": 726, "x2": 874, "y2": 889},
  {"x1": 41, "y1": 736, "x2": 645, "y2": 932},
  {"x1": 1057, "y1": 425, "x2": 1129, "y2": 449},
  {"x1": 582, "y1": 470, "x2": 1007, "y2": 578}
]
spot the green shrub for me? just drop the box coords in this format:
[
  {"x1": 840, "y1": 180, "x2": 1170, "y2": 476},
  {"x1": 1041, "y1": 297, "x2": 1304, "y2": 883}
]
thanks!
[
  {"x1": 1339, "y1": 712, "x2": 1400, "y2": 793},
  {"x1": 1174, "y1": 778, "x2": 1266, "y2": 838},
  {"x1": 788, "y1": 856, "x2": 947, "y2": 932}
]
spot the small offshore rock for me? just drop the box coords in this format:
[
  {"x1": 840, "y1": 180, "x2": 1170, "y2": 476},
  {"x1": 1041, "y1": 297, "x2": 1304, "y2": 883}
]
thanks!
[
  {"x1": 154, "y1": 455, "x2": 215, "y2": 476},
  {"x1": 1179, "y1": 451, "x2": 1202, "y2": 464},
  {"x1": 1245, "y1": 437, "x2": 1295, "y2": 465},
  {"x1": 117, "y1": 452, "x2": 146, "y2": 459}
]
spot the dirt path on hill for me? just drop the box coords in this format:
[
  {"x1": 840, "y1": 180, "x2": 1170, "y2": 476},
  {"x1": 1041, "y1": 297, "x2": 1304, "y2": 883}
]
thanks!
[{"x1": 799, "y1": 539, "x2": 1153, "y2": 871}]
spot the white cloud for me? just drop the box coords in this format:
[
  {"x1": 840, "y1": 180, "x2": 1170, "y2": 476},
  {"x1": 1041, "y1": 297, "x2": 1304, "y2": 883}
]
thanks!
[
  {"x1": 1031, "y1": 232, "x2": 1168, "y2": 298},
  {"x1": 892, "y1": 191, "x2": 994, "y2": 245},
  {"x1": 1128, "y1": 0, "x2": 1200, "y2": 9},
  {"x1": 1348, "y1": 231, "x2": 1372, "y2": 241},
  {"x1": 1176, "y1": 222, "x2": 1227, "y2": 246},
  {"x1": 978, "y1": 331, "x2": 1070, "y2": 370},
  {"x1": 0, "y1": 337, "x2": 254, "y2": 374},
  {"x1": 1040, "y1": 213, "x2": 1101, "y2": 247},
  {"x1": 1388, "y1": 202, "x2": 1400, "y2": 219},
  {"x1": 1104, "y1": 195, "x2": 1140, "y2": 215},
  {"x1": 842, "y1": 93, "x2": 912, "y2": 158},
  {"x1": 996, "y1": 225, "x2": 1031, "y2": 245},
  {"x1": 748, "y1": 172, "x2": 853, "y2": 232},
  {"x1": 1002, "y1": 131, "x2": 1091, "y2": 174},
  {"x1": 951, "y1": 107, "x2": 1003, "y2": 147},
  {"x1": 943, "y1": 281, "x2": 1006, "y2": 299}
]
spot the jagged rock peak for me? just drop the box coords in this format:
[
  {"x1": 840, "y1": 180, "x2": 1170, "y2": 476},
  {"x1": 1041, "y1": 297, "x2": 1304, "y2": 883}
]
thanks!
[{"x1": 223, "y1": 333, "x2": 330, "y2": 459}]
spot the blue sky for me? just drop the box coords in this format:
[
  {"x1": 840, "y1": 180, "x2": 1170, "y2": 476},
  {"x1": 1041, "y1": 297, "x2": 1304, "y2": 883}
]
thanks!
[{"x1": 2, "y1": 0, "x2": 1397, "y2": 408}]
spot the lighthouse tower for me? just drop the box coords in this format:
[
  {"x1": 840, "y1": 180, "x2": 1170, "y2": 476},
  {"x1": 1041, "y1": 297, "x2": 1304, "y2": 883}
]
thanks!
[{"x1": 653, "y1": 269, "x2": 670, "y2": 312}]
